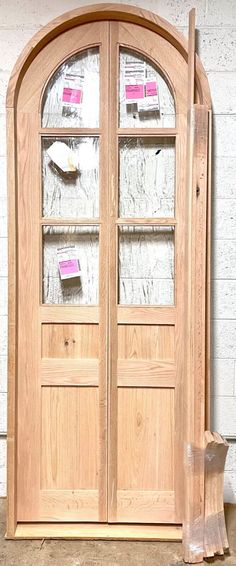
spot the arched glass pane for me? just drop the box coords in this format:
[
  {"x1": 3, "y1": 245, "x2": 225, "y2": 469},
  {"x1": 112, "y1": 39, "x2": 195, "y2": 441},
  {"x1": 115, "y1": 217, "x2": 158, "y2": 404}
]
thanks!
[
  {"x1": 119, "y1": 48, "x2": 175, "y2": 128},
  {"x1": 42, "y1": 48, "x2": 99, "y2": 128}
]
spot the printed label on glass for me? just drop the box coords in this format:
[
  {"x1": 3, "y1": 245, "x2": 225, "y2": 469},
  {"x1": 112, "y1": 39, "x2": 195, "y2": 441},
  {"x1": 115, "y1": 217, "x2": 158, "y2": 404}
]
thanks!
[{"x1": 57, "y1": 245, "x2": 81, "y2": 280}]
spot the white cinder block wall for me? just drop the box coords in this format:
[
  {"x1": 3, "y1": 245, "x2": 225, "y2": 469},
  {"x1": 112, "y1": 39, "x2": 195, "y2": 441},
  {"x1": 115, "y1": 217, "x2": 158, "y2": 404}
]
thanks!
[{"x1": 0, "y1": 0, "x2": 236, "y2": 501}]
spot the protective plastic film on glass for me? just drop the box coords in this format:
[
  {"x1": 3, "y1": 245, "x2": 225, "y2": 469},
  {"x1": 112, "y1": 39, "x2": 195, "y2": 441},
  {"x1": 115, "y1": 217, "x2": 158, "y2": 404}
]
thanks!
[
  {"x1": 119, "y1": 137, "x2": 175, "y2": 218},
  {"x1": 119, "y1": 48, "x2": 175, "y2": 128},
  {"x1": 42, "y1": 48, "x2": 99, "y2": 128},
  {"x1": 43, "y1": 226, "x2": 99, "y2": 305},
  {"x1": 42, "y1": 137, "x2": 99, "y2": 218},
  {"x1": 119, "y1": 226, "x2": 174, "y2": 305}
]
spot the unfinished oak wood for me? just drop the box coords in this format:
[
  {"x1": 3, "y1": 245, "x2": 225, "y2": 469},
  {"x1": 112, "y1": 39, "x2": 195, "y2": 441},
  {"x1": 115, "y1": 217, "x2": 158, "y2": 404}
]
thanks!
[
  {"x1": 7, "y1": 3, "x2": 211, "y2": 542},
  {"x1": 13, "y1": 523, "x2": 182, "y2": 541}
]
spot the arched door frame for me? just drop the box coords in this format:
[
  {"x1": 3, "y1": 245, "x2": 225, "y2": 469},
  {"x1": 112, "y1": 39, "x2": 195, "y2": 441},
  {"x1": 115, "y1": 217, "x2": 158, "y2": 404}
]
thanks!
[{"x1": 6, "y1": 6, "x2": 211, "y2": 554}]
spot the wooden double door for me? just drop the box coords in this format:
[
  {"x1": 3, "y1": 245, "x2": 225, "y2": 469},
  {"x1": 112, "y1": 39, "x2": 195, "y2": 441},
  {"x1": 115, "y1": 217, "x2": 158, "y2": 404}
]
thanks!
[{"x1": 15, "y1": 18, "x2": 189, "y2": 526}]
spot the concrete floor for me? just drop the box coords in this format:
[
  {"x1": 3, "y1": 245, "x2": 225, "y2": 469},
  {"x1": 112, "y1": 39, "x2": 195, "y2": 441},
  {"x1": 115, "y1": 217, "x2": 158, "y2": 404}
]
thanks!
[{"x1": 0, "y1": 499, "x2": 236, "y2": 566}]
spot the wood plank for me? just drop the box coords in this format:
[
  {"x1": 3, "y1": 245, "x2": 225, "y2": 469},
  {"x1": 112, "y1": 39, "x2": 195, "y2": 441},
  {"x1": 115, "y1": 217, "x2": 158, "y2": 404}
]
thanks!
[
  {"x1": 39, "y1": 490, "x2": 99, "y2": 522},
  {"x1": 118, "y1": 128, "x2": 177, "y2": 136},
  {"x1": 41, "y1": 218, "x2": 101, "y2": 226},
  {"x1": 117, "y1": 491, "x2": 175, "y2": 523},
  {"x1": 183, "y1": 108, "x2": 209, "y2": 564},
  {"x1": 97, "y1": 20, "x2": 109, "y2": 522},
  {"x1": 117, "y1": 307, "x2": 176, "y2": 325},
  {"x1": 117, "y1": 360, "x2": 176, "y2": 387},
  {"x1": 39, "y1": 128, "x2": 101, "y2": 135},
  {"x1": 206, "y1": 109, "x2": 212, "y2": 429},
  {"x1": 41, "y1": 358, "x2": 99, "y2": 385},
  {"x1": 6, "y1": 107, "x2": 17, "y2": 537},
  {"x1": 107, "y1": 21, "x2": 119, "y2": 523},
  {"x1": 188, "y1": 9, "x2": 196, "y2": 108},
  {"x1": 17, "y1": 111, "x2": 41, "y2": 521},
  {"x1": 116, "y1": 218, "x2": 176, "y2": 225},
  {"x1": 13, "y1": 522, "x2": 182, "y2": 541},
  {"x1": 40, "y1": 305, "x2": 99, "y2": 323}
]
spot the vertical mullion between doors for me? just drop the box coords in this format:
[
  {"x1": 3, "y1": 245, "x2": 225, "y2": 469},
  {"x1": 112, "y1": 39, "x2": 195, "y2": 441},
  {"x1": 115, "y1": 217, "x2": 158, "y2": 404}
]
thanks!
[
  {"x1": 98, "y1": 22, "x2": 110, "y2": 521},
  {"x1": 107, "y1": 21, "x2": 119, "y2": 522}
]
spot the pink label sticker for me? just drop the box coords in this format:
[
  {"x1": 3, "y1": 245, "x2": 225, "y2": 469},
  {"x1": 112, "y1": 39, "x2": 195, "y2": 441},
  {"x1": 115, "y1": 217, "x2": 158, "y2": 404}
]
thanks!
[
  {"x1": 59, "y1": 259, "x2": 79, "y2": 276},
  {"x1": 125, "y1": 84, "x2": 144, "y2": 100},
  {"x1": 62, "y1": 87, "x2": 82, "y2": 104},
  {"x1": 146, "y1": 81, "x2": 157, "y2": 97}
]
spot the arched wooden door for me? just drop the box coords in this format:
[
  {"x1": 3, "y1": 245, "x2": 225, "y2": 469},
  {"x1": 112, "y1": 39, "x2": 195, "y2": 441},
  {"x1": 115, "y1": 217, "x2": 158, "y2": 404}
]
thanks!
[{"x1": 7, "y1": 5, "x2": 211, "y2": 539}]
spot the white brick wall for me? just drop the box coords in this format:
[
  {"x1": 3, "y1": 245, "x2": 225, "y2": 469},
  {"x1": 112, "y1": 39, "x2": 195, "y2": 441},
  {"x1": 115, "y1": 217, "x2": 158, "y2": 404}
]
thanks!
[{"x1": 0, "y1": 0, "x2": 236, "y2": 501}]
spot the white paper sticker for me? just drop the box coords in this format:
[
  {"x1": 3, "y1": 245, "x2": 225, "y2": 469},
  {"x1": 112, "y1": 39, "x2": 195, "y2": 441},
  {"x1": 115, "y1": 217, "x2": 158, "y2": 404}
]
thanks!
[
  {"x1": 57, "y1": 245, "x2": 81, "y2": 280},
  {"x1": 47, "y1": 141, "x2": 78, "y2": 173}
]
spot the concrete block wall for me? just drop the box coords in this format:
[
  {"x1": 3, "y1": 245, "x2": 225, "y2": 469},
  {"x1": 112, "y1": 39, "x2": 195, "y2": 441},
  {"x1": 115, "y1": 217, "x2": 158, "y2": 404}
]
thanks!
[{"x1": 0, "y1": 0, "x2": 236, "y2": 501}]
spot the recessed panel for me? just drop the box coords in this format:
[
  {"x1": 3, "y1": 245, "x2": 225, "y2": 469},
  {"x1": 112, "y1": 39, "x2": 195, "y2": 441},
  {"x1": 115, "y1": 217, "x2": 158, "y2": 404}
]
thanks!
[
  {"x1": 117, "y1": 388, "x2": 174, "y2": 490},
  {"x1": 42, "y1": 225, "x2": 99, "y2": 305},
  {"x1": 42, "y1": 47, "x2": 100, "y2": 128},
  {"x1": 119, "y1": 226, "x2": 174, "y2": 305},
  {"x1": 118, "y1": 325, "x2": 175, "y2": 361},
  {"x1": 41, "y1": 387, "x2": 99, "y2": 490},
  {"x1": 42, "y1": 137, "x2": 99, "y2": 218},
  {"x1": 42, "y1": 323, "x2": 99, "y2": 358},
  {"x1": 119, "y1": 137, "x2": 175, "y2": 218}
]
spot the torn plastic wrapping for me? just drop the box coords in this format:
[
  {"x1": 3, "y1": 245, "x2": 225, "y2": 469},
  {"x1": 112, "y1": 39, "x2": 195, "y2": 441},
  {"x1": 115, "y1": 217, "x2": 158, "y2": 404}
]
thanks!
[
  {"x1": 182, "y1": 442, "x2": 205, "y2": 562},
  {"x1": 182, "y1": 434, "x2": 229, "y2": 563}
]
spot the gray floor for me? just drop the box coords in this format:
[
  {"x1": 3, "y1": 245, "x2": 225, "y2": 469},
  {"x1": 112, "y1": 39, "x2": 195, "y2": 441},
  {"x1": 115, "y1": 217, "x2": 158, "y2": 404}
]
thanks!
[{"x1": 0, "y1": 499, "x2": 236, "y2": 566}]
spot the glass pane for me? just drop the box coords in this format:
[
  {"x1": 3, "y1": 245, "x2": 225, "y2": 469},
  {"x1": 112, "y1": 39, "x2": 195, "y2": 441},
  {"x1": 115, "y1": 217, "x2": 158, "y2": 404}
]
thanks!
[
  {"x1": 42, "y1": 137, "x2": 99, "y2": 218},
  {"x1": 42, "y1": 48, "x2": 99, "y2": 128},
  {"x1": 119, "y1": 48, "x2": 175, "y2": 128},
  {"x1": 119, "y1": 226, "x2": 174, "y2": 305},
  {"x1": 43, "y1": 226, "x2": 99, "y2": 305},
  {"x1": 119, "y1": 137, "x2": 175, "y2": 218}
]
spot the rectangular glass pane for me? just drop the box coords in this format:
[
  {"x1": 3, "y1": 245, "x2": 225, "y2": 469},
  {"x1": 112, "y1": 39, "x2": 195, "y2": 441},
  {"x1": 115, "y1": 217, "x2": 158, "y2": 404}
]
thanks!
[
  {"x1": 119, "y1": 48, "x2": 175, "y2": 128},
  {"x1": 42, "y1": 137, "x2": 99, "y2": 218},
  {"x1": 119, "y1": 226, "x2": 174, "y2": 305},
  {"x1": 43, "y1": 226, "x2": 99, "y2": 305},
  {"x1": 119, "y1": 137, "x2": 175, "y2": 218},
  {"x1": 42, "y1": 48, "x2": 99, "y2": 128}
]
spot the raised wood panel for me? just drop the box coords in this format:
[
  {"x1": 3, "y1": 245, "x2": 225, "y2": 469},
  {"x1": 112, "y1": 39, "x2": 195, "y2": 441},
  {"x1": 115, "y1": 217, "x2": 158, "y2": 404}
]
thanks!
[
  {"x1": 116, "y1": 490, "x2": 175, "y2": 523},
  {"x1": 41, "y1": 358, "x2": 99, "y2": 385},
  {"x1": 117, "y1": 388, "x2": 174, "y2": 491},
  {"x1": 118, "y1": 324, "x2": 175, "y2": 361},
  {"x1": 117, "y1": 360, "x2": 175, "y2": 387},
  {"x1": 39, "y1": 490, "x2": 99, "y2": 522},
  {"x1": 41, "y1": 387, "x2": 99, "y2": 490},
  {"x1": 42, "y1": 323, "x2": 99, "y2": 358}
]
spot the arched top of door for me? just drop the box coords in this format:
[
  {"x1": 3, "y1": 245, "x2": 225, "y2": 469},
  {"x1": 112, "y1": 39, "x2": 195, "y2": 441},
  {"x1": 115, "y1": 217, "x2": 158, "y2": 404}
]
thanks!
[{"x1": 7, "y1": 3, "x2": 211, "y2": 109}]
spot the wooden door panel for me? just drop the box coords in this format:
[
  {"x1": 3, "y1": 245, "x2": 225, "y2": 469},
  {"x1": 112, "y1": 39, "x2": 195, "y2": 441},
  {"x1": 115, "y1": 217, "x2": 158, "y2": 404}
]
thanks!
[
  {"x1": 16, "y1": 20, "x2": 109, "y2": 523},
  {"x1": 41, "y1": 387, "x2": 99, "y2": 490},
  {"x1": 42, "y1": 323, "x2": 99, "y2": 358},
  {"x1": 118, "y1": 324, "x2": 175, "y2": 361},
  {"x1": 117, "y1": 388, "x2": 174, "y2": 490}
]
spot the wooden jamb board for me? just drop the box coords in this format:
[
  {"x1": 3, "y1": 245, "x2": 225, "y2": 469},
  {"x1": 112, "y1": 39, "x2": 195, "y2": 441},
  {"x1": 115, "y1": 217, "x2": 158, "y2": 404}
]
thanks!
[{"x1": 6, "y1": 4, "x2": 211, "y2": 540}]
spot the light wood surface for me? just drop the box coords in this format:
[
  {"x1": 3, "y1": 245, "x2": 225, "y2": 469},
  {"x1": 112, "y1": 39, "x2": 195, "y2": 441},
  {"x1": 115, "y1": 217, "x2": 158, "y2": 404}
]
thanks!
[
  {"x1": 7, "y1": 3, "x2": 211, "y2": 542},
  {"x1": 13, "y1": 523, "x2": 182, "y2": 540}
]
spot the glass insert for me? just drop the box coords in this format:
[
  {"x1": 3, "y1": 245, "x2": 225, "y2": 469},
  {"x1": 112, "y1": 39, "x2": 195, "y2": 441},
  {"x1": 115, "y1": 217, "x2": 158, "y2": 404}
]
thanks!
[
  {"x1": 42, "y1": 137, "x2": 99, "y2": 218},
  {"x1": 119, "y1": 137, "x2": 175, "y2": 218},
  {"x1": 42, "y1": 48, "x2": 99, "y2": 128},
  {"x1": 43, "y1": 226, "x2": 99, "y2": 305},
  {"x1": 119, "y1": 48, "x2": 175, "y2": 128},
  {"x1": 119, "y1": 226, "x2": 174, "y2": 305}
]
